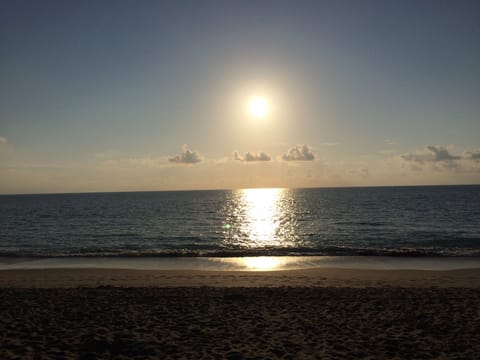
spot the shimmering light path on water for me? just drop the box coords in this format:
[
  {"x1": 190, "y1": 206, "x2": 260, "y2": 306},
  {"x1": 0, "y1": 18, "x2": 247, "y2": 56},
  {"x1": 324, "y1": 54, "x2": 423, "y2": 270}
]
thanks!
[
  {"x1": 1, "y1": 186, "x2": 479, "y2": 257},
  {"x1": 221, "y1": 188, "x2": 298, "y2": 249}
]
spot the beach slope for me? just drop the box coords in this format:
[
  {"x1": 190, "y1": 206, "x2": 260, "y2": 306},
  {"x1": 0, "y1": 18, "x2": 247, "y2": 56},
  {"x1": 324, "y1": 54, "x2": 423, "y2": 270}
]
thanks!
[{"x1": 1, "y1": 268, "x2": 479, "y2": 359}]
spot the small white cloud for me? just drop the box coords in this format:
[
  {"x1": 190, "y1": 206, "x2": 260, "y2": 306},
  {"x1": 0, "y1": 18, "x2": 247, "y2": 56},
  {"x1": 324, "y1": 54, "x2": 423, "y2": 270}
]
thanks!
[
  {"x1": 282, "y1": 144, "x2": 315, "y2": 161},
  {"x1": 168, "y1": 145, "x2": 203, "y2": 164},
  {"x1": 234, "y1": 151, "x2": 271, "y2": 162}
]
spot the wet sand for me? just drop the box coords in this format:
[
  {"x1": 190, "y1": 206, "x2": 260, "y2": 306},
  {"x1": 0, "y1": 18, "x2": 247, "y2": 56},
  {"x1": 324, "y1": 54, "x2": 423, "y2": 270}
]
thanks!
[
  {"x1": 1, "y1": 268, "x2": 479, "y2": 359},
  {"x1": 1, "y1": 267, "x2": 480, "y2": 288}
]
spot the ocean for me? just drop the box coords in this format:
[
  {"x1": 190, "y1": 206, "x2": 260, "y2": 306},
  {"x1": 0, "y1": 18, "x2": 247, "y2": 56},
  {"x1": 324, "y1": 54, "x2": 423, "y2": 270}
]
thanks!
[{"x1": 1, "y1": 185, "x2": 479, "y2": 259}]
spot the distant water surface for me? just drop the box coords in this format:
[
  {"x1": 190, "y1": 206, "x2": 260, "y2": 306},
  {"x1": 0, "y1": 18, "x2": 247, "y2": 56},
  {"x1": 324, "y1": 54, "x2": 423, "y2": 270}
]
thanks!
[{"x1": 1, "y1": 186, "x2": 479, "y2": 257}]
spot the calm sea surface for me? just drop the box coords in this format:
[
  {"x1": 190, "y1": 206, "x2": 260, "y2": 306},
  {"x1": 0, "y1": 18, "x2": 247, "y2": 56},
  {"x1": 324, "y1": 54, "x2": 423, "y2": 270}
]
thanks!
[{"x1": 1, "y1": 186, "x2": 479, "y2": 257}]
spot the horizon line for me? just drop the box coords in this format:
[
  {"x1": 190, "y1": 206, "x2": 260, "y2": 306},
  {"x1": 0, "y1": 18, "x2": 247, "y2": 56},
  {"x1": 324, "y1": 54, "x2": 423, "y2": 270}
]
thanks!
[{"x1": 1, "y1": 183, "x2": 479, "y2": 196}]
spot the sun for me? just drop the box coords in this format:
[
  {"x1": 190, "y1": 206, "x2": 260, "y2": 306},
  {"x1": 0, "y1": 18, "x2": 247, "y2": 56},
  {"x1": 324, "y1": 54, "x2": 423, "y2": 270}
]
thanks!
[{"x1": 247, "y1": 96, "x2": 269, "y2": 118}]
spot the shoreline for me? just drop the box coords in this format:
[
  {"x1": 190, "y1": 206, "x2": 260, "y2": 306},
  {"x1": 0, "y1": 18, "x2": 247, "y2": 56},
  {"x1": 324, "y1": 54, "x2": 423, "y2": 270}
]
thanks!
[
  {"x1": 2, "y1": 255, "x2": 479, "y2": 289},
  {"x1": 1, "y1": 255, "x2": 479, "y2": 272},
  {"x1": 1, "y1": 267, "x2": 479, "y2": 288}
]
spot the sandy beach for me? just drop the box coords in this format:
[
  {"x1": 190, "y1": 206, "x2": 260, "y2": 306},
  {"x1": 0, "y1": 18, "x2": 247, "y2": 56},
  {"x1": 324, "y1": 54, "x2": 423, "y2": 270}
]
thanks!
[
  {"x1": 1, "y1": 268, "x2": 479, "y2": 359},
  {"x1": 1, "y1": 267, "x2": 480, "y2": 288}
]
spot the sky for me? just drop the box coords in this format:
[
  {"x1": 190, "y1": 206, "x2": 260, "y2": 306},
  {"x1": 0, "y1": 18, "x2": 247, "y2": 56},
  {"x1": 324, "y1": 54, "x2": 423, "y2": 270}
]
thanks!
[{"x1": 1, "y1": 0, "x2": 479, "y2": 194}]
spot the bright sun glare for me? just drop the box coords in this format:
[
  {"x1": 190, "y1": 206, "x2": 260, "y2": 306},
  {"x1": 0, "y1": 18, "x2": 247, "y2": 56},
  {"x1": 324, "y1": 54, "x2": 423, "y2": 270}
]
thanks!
[{"x1": 247, "y1": 96, "x2": 269, "y2": 118}]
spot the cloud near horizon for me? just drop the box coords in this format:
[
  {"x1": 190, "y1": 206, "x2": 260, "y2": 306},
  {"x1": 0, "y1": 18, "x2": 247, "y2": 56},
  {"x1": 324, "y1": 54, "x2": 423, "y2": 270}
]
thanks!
[
  {"x1": 464, "y1": 150, "x2": 480, "y2": 161},
  {"x1": 168, "y1": 145, "x2": 203, "y2": 164},
  {"x1": 234, "y1": 151, "x2": 271, "y2": 162},
  {"x1": 282, "y1": 144, "x2": 315, "y2": 161},
  {"x1": 401, "y1": 145, "x2": 460, "y2": 163},
  {"x1": 400, "y1": 145, "x2": 468, "y2": 172}
]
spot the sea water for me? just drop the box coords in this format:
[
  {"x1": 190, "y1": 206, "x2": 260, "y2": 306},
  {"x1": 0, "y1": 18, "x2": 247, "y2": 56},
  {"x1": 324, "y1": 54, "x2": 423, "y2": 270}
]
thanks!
[{"x1": 1, "y1": 186, "x2": 479, "y2": 259}]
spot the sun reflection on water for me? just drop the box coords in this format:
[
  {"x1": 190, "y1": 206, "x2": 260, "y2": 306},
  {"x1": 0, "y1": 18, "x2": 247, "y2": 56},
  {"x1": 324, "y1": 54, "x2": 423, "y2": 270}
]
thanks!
[
  {"x1": 242, "y1": 188, "x2": 283, "y2": 245},
  {"x1": 242, "y1": 256, "x2": 284, "y2": 270},
  {"x1": 219, "y1": 256, "x2": 285, "y2": 271},
  {"x1": 221, "y1": 187, "x2": 298, "y2": 250}
]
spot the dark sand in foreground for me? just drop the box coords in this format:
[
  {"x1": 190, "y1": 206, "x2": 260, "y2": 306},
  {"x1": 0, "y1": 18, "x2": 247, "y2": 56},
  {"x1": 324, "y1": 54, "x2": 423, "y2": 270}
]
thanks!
[{"x1": 1, "y1": 268, "x2": 479, "y2": 359}]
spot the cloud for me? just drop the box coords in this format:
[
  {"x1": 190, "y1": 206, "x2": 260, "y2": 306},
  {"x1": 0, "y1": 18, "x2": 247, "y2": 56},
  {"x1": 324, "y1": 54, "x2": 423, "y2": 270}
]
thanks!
[
  {"x1": 426, "y1": 145, "x2": 461, "y2": 161},
  {"x1": 234, "y1": 151, "x2": 271, "y2": 162},
  {"x1": 401, "y1": 145, "x2": 460, "y2": 163},
  {"x1": 400, "y1": 145, "x2": 464, "y2": 172},
  {"x1": 464, "y1": 150, "x2": 480, "y2": 161},
  {"x1": 282, "y1": 144, "x2": 315, "y2": 161},
  {"x1": 168, "y1": 145, "x2": 203, "y2": 164}
]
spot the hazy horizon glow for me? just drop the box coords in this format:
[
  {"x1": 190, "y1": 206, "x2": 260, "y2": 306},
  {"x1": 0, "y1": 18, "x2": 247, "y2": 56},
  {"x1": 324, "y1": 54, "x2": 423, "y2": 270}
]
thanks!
[{"x1": 1, "y1": 1, "x2": 479, "y2": 194}]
